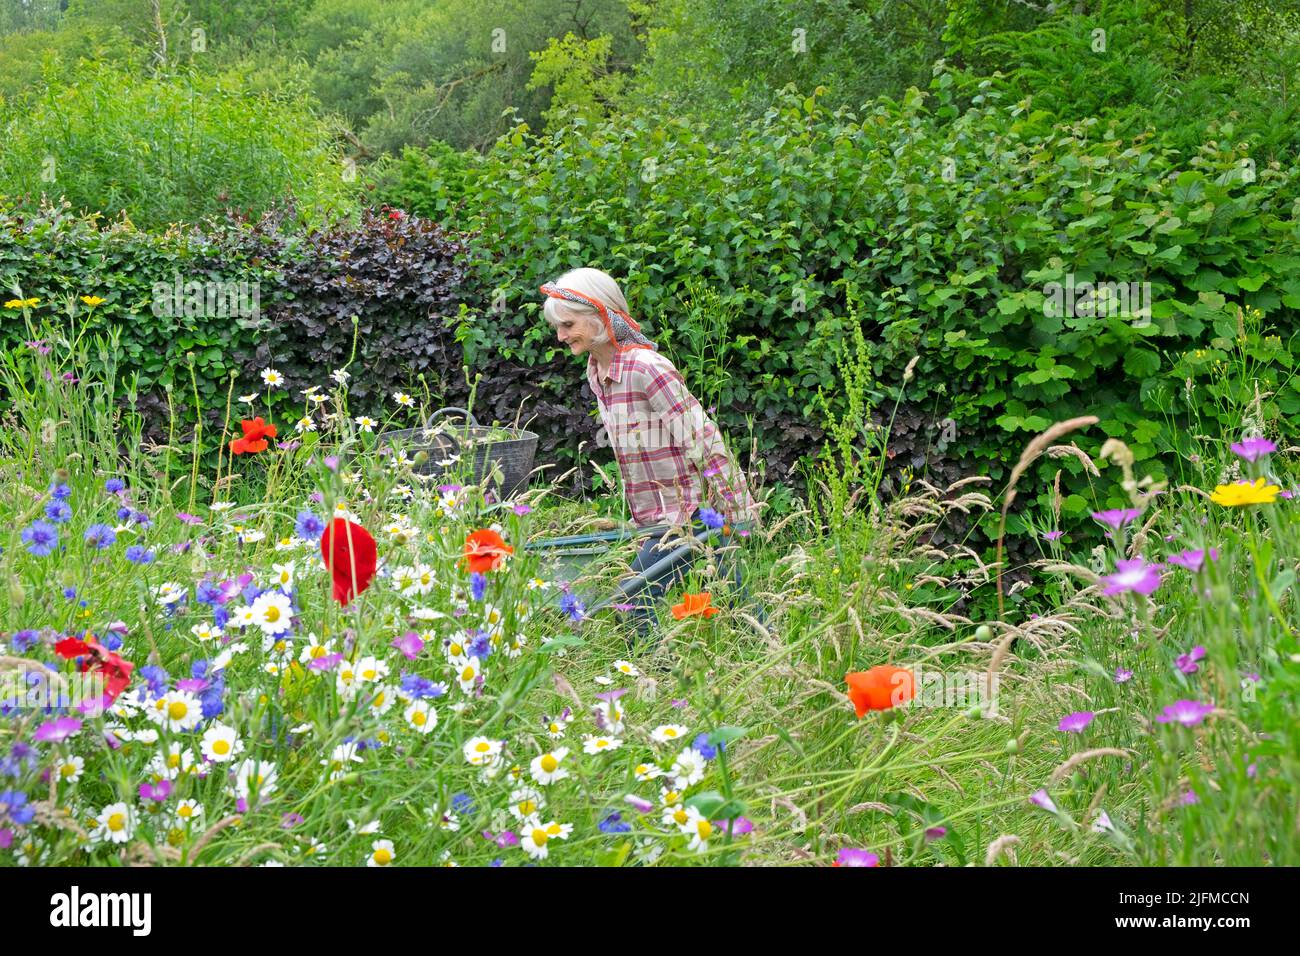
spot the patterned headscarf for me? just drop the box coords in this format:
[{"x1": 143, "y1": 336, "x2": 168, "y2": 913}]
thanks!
[{"x1": 539, "y1": 282, "x2": 657, "y2": 354}]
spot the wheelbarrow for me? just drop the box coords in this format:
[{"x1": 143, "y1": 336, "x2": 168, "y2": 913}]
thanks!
[{"x1": 524, "y1": 518, "x2": 753, "y2": 615}]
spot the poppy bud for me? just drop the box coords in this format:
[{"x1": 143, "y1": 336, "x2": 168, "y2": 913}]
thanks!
[
  {"x1": 413, "y1": 451, "x2": 429, "y2": 465},
  {"x1": 1004, "y1": 738, "x2": 1020, "y2": 754},
  {"x1": 975, "y1": 624, "x2": 992, "y2": 641},
  {"x1": 53, "y1": 467, "x2": 70, "y2": 482},
  {"x1": 8, "y1": 575, "x2": 25, "y2": 608},
  {"x1": 61, "y1": 567, "x2": 78, "y2": 588},
  {"x1": 965, "y1": 704, "x2": 983, "y2": 719}
]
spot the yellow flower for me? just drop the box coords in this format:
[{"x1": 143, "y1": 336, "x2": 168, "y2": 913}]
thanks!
[
  {"x1": 1210, "y1": 477, "x2": 1280, "y2": 507},
  {"x1": 4, "y1": 297, "x2": 39, "y2": 309},
  {"x1": 80, "y1": 295, "x2": 105, "y2": 307}
]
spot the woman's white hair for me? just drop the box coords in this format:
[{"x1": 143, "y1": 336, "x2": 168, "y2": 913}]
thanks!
[{"x1": 542, "y1": 267, "x2": 631, "y2": 347}]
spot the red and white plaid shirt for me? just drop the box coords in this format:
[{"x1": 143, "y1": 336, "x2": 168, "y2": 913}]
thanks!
[{"x1": 587, "y1": 348, "x2": 758, "y2": 528}]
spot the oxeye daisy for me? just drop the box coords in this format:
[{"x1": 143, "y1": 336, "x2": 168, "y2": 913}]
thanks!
[
  {"x1": 92, "y1": 802, "x2": 136, "y2": 844},
  {"x1": 175, "y1": 799, "x2": 204, "y2": 825},
  {"x1": 271, "y1": 562, "x2": 295, "y2": 589},
  {"x1": 55, "y1": 755, "x2": 85, "y2": 785},
  {"x1": 508, "y1": 787, "x2": 545, "y2": 822},
  {"x1": 544, "y1": 714, "x2": 569, "y2": 738},
  {"x1": 582, "y1": 734, "x2": 623, "y2": 755},
  {"x1": 463, "y1": 736, "x2": 503, "y2": 767},
  {"x1": 234, "y1": 759, "x2": 279, "y2": 799},
  {"x1": 404, "y1": 700, "x2": 438, "y2": 734},
  {"x1": 251, "y1": 590, "x2": 295, "y2": 636},
  {"x1": 456, "y1": 657, "x2": 482, "y2": 694},
  {"x1": 200, "y1": 722, "x2": 244, "y2": 763},
  {"x1": 650, "y1": 724, "x2": 689, "y2": 745},
  {"x1": 354, "y1": 416, "x2": 378, "y2": 433},
  {"x1": 368, "y1": 839, "x2": 396, "y2": 867},
  {"x1": 148, "y1": 690, "x2": 203, "y2": 732},
  {"x1": 530, "y1": 747, "x2": 571, "y2": 785},
  {"x1": 260, "y1": 368, "x2": 284, "y2": 387},
  {"x1": 634, "y1": 762, "x2": 664, "y2": 782},
  {"x1": 393, "y1": 392, "x2": 414, "y2": 407},
  {"x1": 613, "y1": 660, "x2": 640, "y2": 677},
  {"x1": 671, "y1": 747, "x2": 707, "y2": 788}
]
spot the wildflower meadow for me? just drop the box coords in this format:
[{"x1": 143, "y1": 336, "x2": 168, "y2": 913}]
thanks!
[{"x1": 0, "y1": 3, "x2": 1297, "y2": 925}]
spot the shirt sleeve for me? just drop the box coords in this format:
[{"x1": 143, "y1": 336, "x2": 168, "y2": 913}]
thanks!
[{"x1": 638, "y1": 361, "x2": 757, "y2": 523}]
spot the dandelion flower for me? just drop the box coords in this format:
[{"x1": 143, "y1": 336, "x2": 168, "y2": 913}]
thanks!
[{"x1": 1210, "y1": 477, "x2": 1280, "y2": 507}]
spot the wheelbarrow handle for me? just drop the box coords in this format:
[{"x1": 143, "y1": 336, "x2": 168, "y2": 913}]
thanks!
[
  {"x1": 525, "y1": 523, "x2": 674, "y2": 550},
  {"x1": 585, "y1": 523, "x2": 730, "y2": 614},
  {"x1": 423, "y1": 406, "x2": 480, "y2": 430}
]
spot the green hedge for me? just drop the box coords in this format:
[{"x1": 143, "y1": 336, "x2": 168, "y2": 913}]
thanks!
[{"x1": 371, "y1": 75, "x2": 1300, "y2": 536}]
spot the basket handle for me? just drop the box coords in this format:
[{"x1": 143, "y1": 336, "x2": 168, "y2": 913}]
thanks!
[{"x1": 423, "y1": 406, "x2": 480, "y2": 431}]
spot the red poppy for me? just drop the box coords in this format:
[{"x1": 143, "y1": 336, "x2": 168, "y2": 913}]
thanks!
[
  {"x1": 671, "y1": 592, "x2": 720, "y2": 620},
  {"x1": 463, "y1": 529, "x2": 514, "y2": 574},
  {"x1": 845, "y1": 666, "x2": 915, "y2": 717},
  {"x1": 321, "y1": 518, "x2": 377, "y2": 606},
  {"x1": 230, "y1": 417, "x2": 278, "y2": 455},
  {"x1": 55, "y1": 637, "x2": 92, "y2": 659},
  {"x1": 84, "y1": 637, "x2": 134, "y2": 704}
]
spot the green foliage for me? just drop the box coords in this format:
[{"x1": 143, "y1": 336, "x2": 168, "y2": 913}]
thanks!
[
  {"x1": 0, "y1": 62, "x2": 356, "y2": 230},
  {"x1": 528, "y1": 33, "x2": 628, "y2": 126}
]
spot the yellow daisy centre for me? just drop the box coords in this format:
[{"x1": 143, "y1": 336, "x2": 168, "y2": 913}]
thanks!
[
  {"x1": 166, "y1": 753, "x2": 181, "y2": 769},
  {"x1": 475, "y1": 741, "x2": 491, "y2": 753},
  {"x1": 664, "y1": 728, "x2": 677, "y2": 738},
  {"x1": 461, "y1": 665, "x2": 475, "y2": 682},
  {"x1": 531, "y1": 828, "x2": 548, "y2": 847},
  {"x1": 310, "y1": 646, "x2": 326, "y2": 658},
  {"x1": 179, "y1": 805, "x2": 193, "y2": 818},
  {"x1": 107, "y1": 813, "x2": 126, "y2": 832},
  {"x1": 363, "y1": 668, "x2": 376, "y2": 680},
  {"x1": 413, "y1": 711, "x2": 427, "y2": 726},
  {"x1": 540, "y1": 754, "x2": 559, "y2": 773},
  {"x1": 213, "y1": 739, "x2": 230, "y2": 756},
  {"x1": 673, "y1": 808, "x2": 689, "y2": 825},
  {"x1": 373, "y1": 848, "x2": 392, "y2": 865},
  {"x1": 264, "y1": 606, "x2": 281, "y2": 623},
  {"x1": 60, "y1": 763, "x2": 77, "y2": 778},
  {"x1": 519, "y1": 799, "x2": 536, "y2": 815}
]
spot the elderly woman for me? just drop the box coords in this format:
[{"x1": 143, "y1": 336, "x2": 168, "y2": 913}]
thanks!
[{"x1": 540, "y1": 267, "x2": 761, "y2": 642}]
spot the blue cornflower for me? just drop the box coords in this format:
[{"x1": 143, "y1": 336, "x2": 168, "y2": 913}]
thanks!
[
  {"x1": 598, "y1": 811, "x2": 632, "y2": 834},
  {"x1": 195, "y1": 579, "x2": 223, "y2": 606},
  {"x1": 62, "y1": 587, "x2": 77, "y2": 601},
  {"x1": 104, "y1": 478, "x2": 125, "y2": 494},
  {"x1": 559, "y1": 591, "x2": 586, "y2": 623},
  {"x1": 83, "y1": 523, "x2": 117, "y2": 549},
  {"x1": 467, "y1": 629, "x2": 492, "y2": 660},
  {"x1": 490, "y1": 858, "x2": 504, "y2": 867},
  {"x1": 399, "y1": 673, "x2": 445, "y2": 699},
  {"x1": 21, "y1": 521, "x2": 59, "y2": 557},
  {"x1": 131, "y1": 510, "x2": 151, "y2": 528},
  {"x1": 44, "y1": 499, "x2": 72, "y2": 523},
  {"x1": 692, "y1": 732, "x2": 721, "y2": 760},
  {"x1": 124, "y1": 545, "x2": 155, "y2": 565},
  {"x1": 140, "y1": 665, "x2": 170, "y2": 699},
  {"x1": 116, "y1": 506, "x2": 133, "y2": 522},
  {"x1": 192, "y1": 660, "x2": 211, "y2": 680},
  {"x1": 0, "y1": 743, "x2": 37, "y2": 779},
  {"x1": 48, "y1": 483, "x2": 71, "y2": 501},
  {"x1": 470, "y1": 571, "x2": 487, "y2": 602},
  {"x1": 295, "y1": 509, "x2": 325, "y2": 541},
  {"x1": 451, "y1": 792, "x2": 475, "y2": 816},
  {"x1": 213, "y1": 606, "x2": 231, "y2": 630},
  {"x1": 0, "y1": 790, "x2": 35, "y2": 825},
  {"x1": 696, "y1": 507, "x2": 725, "y2": 529},
  {"x1": 99, "y1": 631, "x2": 123, "y2": 652},
  {"x1": 201, "y1": 676, "x2": 225, "y2": 719},
  {"x1": 11, "y1": 630, "x2": 39, "y2": 654}
]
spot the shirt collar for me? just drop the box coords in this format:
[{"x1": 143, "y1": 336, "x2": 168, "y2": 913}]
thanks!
[{"x1": 590, "y1": 350, "x2": 627, "y2": 385}]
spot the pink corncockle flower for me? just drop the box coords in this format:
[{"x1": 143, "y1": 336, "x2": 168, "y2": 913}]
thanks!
[
  {"x1": 714, "y1": 817, "x2": 755, "y2": 836},
  {"x1": 669, "y1": 698, "x2": 688, "y2": 709},
  {"x1": 512, "y1": 503, "x2": 532, "y2": 515},
  {"x1": 33, "y1": 717, "x2": 82, "y2": 743},
  {"x1": 323, "y1": 456, "x2": 339, "y2": 471},
  {"x1": 1166, "y1": 548, "x2": 1219, "y2": 572},
  {"x1": 1029, "y1": 789, "x2": 1058, "y2": 813},
  {"x1": 0, "y1": 828, "x2": 12, "y2": 849},
  {"x1": 612, "y1": 603, "x2": 636, "y2": 612},
  {"x1": 1114, "y1": 667, "x2": 1134, "y2": 684},
  {"x1": 236, "y1": 797, "x2": 249, "y2": 813},
  {"x1": 392, "y1": 632, "x2": 423, "y2": 661},
  {"x1": 624, "y1": 794, "x2": 654, "y2": 814},
  {"x1": 281, "y1": 813, "x2": 305, "y2": 829},
  {"x1": 1230, "y1": 437, "x2": 1276, "y2": 462},
  {"x1": 1058, "y1": 711, "x2": 1095, "y2": 733},
  {"x1": 1155, "y1": 700, "x2": 1214, "y2": 727},
  {"x1": 1042, "y1": 530, "x2": 1064, "y2": 541},
  {"x1": 483, "y1": 830, "x2": 519, "y2": 848},
  {"x1": 309, "y1": 653, "x2": 343, "y2": 672},
  {"x1": 176, "y1": 678, "x2": 209, "y2": 694},
  {"x1": 139, "y1": 779, "x2": 172, "y2": 802},
  {"x1": 834, "y1": 848, "x2": 879, "y2": 867},
  {"x1": 594, "y1": 688, "x2": 628, "y2": 702},
  {"x1": 78, "y1": 696, "x2": 108, "y2": 718},
  {"x1": 176, "y1": 513, "x2": 203, "y2": 525},
  {"x1": 437, "y1": 484, "x2": 462, "y2": 494},
  {"x1": 1176, "y1": 645, "x2": 1206, "y2": 675},
  {"x1": 923, "y1": 826, "x2": 947, "y2": 841},
  {"x1": 1180, "y1": 790, "x2": 1198, "y2": 805},
  {"x1": 1102, "y1": 558, "x2": 1163, "y2": 596},
  {"x1": 1092, "y1": 508, "x2": 1140, "y2": 529}
]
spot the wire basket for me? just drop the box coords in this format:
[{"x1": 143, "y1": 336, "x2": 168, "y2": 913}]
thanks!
[{"x1": 378, "y1": 406, "x2": 539, "y2": 498}]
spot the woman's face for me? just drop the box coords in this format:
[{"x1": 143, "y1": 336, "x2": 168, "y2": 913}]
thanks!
[{"x1": 555, "y1": 313, "x2": 594, "y2": 355}]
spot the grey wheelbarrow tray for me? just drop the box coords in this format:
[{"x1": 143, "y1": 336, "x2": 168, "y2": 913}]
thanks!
[{"x1": 524, "y1": 520, "x2": 753, "y2": 614}]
